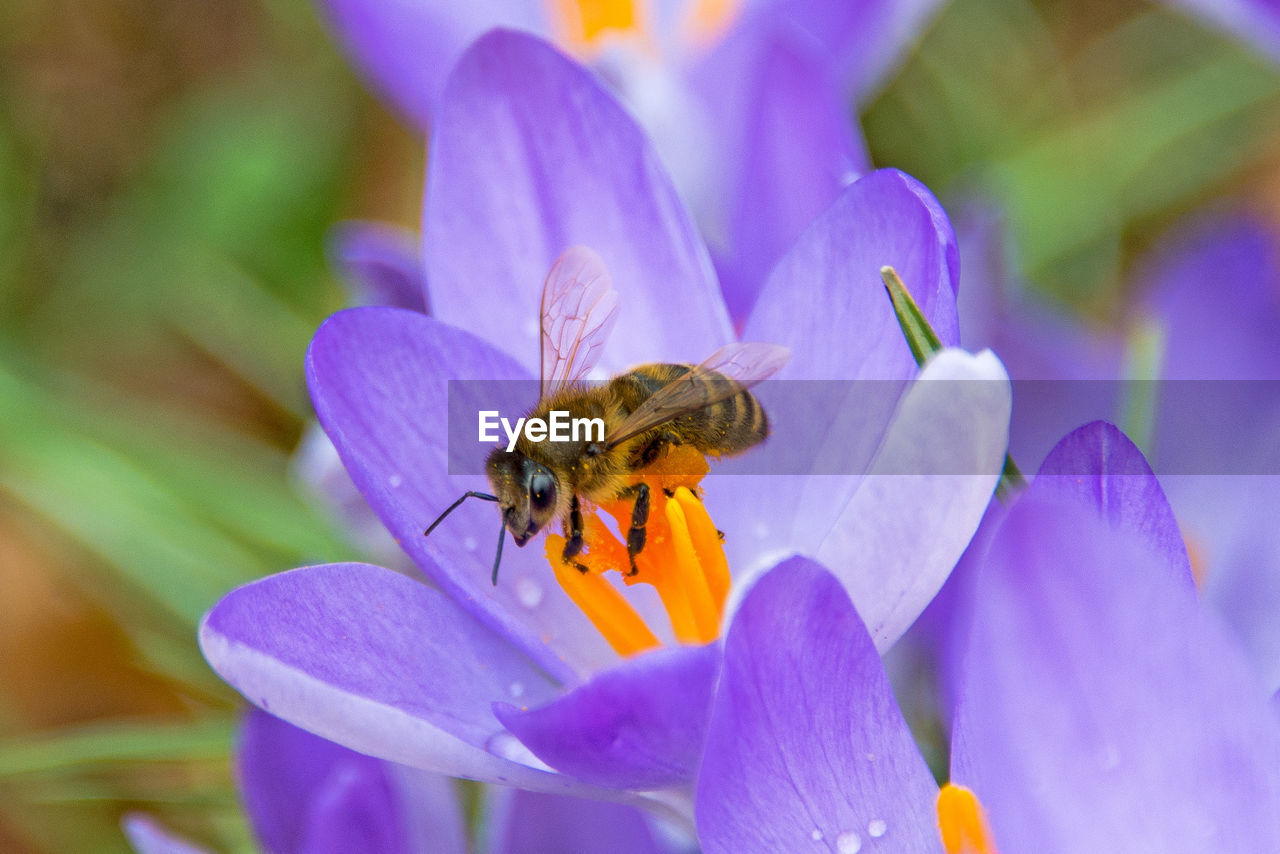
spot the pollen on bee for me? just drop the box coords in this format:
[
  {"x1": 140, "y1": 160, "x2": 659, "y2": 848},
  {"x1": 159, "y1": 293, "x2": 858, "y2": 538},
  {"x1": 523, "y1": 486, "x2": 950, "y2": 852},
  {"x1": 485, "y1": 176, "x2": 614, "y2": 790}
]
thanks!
[{"x1": 546, "y1": 445, "x2": 729, "y2": 655}]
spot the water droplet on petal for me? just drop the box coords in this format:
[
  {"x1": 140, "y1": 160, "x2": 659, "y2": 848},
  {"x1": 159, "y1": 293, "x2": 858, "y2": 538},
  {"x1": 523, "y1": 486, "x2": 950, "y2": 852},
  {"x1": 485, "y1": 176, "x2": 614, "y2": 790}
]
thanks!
[
  {"x1": 388, "y1": 473, "x2": 403, "y2": 488},
  {"x1": 524, "y1": 318, "x2": 539, "y2": 338},
  {"x1": 509, "y1": 681, "x2": 525, "y2": 698},
  {"x1": 835, "y1": 830, "x2": 862, "y2": 853},
  {"x1": 810, "y1": 829, "x2": 823, "y2": 842},
  {"x1": 753, "y1": 522, "x2": 769, "y2": 539},
  {"x1": 464, "y1": 536, "x2": 478, "y2": 552},
  {"x1": 867, "y1": 819, "x2": 886, "y2": 838},
  {"x1": 515, "y1": 577, "x2": 543, "y2": 609}
]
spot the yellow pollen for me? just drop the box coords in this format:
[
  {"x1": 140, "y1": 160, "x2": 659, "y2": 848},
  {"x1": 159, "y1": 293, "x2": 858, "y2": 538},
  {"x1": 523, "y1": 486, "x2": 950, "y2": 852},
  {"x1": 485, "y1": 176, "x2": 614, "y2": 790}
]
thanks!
[
  {"x1": 551, "y1": 0, "x2": 644, "y2": 53},
  {"x1": 545, "y1": 445, "x2": 728, "y2": 655},
  {"x1": 937, "y1": 784, "x2": 999, "y2": 854}
]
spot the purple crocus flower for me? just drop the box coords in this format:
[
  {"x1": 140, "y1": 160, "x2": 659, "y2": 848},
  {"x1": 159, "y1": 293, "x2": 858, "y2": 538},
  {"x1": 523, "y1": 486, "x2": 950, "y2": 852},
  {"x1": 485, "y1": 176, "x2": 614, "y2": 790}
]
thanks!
[
  {"x1": 198, "y1": 27, "x2": 1010, "y2": 831},
  {"x1": 1131, "y1": 211, "x2": 1280, "y2": 694},
  {"x1": 697, "y1": 422, "x2": 1280, "y2": 853},
  {"x1": 960, "y1": 202, "x2": 1280, "y2": 696},
  {"x1": 317, "y1": 0, "x2": 943, "y2": 323}
]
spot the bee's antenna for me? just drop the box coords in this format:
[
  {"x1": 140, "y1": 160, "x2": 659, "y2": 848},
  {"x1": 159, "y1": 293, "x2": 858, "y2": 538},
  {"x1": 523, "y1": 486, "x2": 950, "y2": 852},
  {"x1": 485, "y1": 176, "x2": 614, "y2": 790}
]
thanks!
[
  {"x1": 424, "y1": 491, "x2": 499, "y2": 538},
  {"x1": 492, "y1": 522, "x2": 506, "y2": 586}
]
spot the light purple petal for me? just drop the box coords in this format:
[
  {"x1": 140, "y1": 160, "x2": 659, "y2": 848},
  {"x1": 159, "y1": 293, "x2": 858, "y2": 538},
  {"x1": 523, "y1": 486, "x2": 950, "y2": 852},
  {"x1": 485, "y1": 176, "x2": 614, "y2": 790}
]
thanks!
[
  {"x1": 1162, "y1": 0, "x2": 1280, "y2": 66},
  {"x1": 122, "y1": 815, "x2": 209, "y2": 854},
  {"x1": 424, "y1": 30, "x2": 732, "y2": 377},
  {"x1": 1137, "y1": 211, "x2": 1280, "y2": 692},
  {"x1": 710, "y1": 168, "x2": 966, "y2": 582},
  {"x1": 745, "y1": 168, "x2": 959, "y2": 380},
  {"x1": 317, "y1": 0, "x2": 547, "y2": 128},
  {"x1": 693, "y1": 12, "x2": 869, "y2": 324},
  {"x1": 199, "y1": 562, "x2": 620, "y2": 799},
  {"x1": 495, "y1": 644, "x2": 717, "y2": 789},
  {"x1": 1165, "y1": 473, "x2": 1280, "y2": 693},
  {"x1": 764, "y1": 0, "x2": 945, "y2": 98},
  {"x1": 237, "y1": 708, "x2": 464, "y2": 854},
  {"x1": 1032, "y1": 420, "x2": 1194, "y2": 587},
  {"x1": 696, "y1": 557, "x2": 940, "y2": 854},
  {"x1": 490, "y1": 788, "x2": 674, "y2": 854},
  {"x1": 951, "y1": 497, "x2": 1280, "y2": 851},
  {"x1": 1138, "y1": 211, "x2": 1280, "y2": 382},
  {"x1": 329, "y1": 221, "x2": 427, "y2": 313},
  {"x1": 308, "y1": 306, "x2": 647, "y2": 679},
  {"x1": 814, "y1": 349, "x2": 1010, "y2": 651}
]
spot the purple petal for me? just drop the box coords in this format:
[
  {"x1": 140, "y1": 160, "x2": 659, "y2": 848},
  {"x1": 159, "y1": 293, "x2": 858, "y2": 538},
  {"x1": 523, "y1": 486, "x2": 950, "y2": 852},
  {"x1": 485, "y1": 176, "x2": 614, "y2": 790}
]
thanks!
[
  {"x1": 308, "y1": 306, "x2": 650, "y2": 679},
  {"x1": 709, "y1": 169, "x2": 968, "y2": 591},
  {"x1": 329, "y1": 221, "x2": 427, "y2": 313},
  {"x1": 1136, "y1": 212, "x2": 1280, "y2": 692},
  {"x1": 316, "y1": 0, "x2": 547, "y2": 128},
  {"x1": 1165, "y1": 473, "x2": 1280, "y2": 693},
  {"x1": 696, "y1": 557, "x2": 940, "y2": 854},
  {"x1": 1162, "y1": 0, "x2": 1280, "y2": 66},
  {"x1": 199, "y1": 562, "x2": 618, "y2": 798},
  {"x1": 814, "y1": 349, "x2": 1010, "y2": 650},
  {"x1": 693, "y1": 12, "x2": 869, "y2": 324},
  {"x1": 745, "y1": 168, "x2": 959, "y2": 381},
  {"x1": 1138, "y1": 211, "x2": 1280, "y2": 381},
  {"x1": 237, "y1": 708, "x2": 465, "y2": 854},
  {"x1": 424, "y1": 30, "x2": 732, "y2": 377},
  {"x1": 122, "y1": 815, "x2": 209, "y2": 854},
  {"x1": 1032, "y1": 420, "x2": 1194, "y2": 587},
  {"x1": 495, "y1": 644, "x2": 717, "y2": 789},
  {"x1": 709, "y1": 348, "x2": 1008, "y2": 657},
  {"x1": 951, "y1": 497, "x2": 1280, "y2": 851},
  {"x1": 491, "y1": 789, "x2": 674, "y2": 854}
]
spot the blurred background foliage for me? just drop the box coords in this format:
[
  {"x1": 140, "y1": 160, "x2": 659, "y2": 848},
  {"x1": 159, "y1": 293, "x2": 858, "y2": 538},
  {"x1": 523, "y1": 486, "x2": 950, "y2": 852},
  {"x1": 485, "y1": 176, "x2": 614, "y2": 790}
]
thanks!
[{"x1": 0, "y1": 0, "x2": 1277, "y2": 850}]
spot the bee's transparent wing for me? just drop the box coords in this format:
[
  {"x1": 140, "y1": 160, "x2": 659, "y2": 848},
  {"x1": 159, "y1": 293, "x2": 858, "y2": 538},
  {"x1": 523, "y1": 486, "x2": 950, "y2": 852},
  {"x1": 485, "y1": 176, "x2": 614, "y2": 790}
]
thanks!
[
  {"x1": 539, "y1": 246, "x2": 621, "y2": 399},
  {"x1": 604, "y1": 342, "x2": 791, "y2": 448}
]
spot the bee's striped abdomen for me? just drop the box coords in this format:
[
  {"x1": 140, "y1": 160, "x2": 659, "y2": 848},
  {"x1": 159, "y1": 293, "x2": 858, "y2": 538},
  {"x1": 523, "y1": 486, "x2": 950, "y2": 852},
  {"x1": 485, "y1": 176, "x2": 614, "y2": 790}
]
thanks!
[{"x1": 612, "y1": 363, "x2": 770, "y2": 460}]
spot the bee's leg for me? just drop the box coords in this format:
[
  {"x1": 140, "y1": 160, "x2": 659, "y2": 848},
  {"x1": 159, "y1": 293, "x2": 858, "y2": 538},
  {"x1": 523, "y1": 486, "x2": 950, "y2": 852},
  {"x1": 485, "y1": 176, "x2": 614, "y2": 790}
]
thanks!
[
  {"x1": 637, "y1": 430, "x2": 682, "y2": 468},
  {"x1": 624, "y1": 482, "x2": 650, "y2": 576},
  {"x1": 562, "y1": 495, "x2": 589, "y2": 573}
]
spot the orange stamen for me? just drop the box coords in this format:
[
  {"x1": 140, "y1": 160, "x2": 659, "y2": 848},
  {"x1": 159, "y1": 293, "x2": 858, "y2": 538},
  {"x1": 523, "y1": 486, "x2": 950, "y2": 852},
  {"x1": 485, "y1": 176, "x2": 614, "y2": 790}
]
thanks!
[
  {"x1": 937, "y1": 784, "x2": 999, "y2": 854},
  {"x1": 552, "y1": 0, "x2": 642, "y2": 52},
  {"x1": 674, "y1": 486, "x2": 730, "y2": 612},
  {"x1": 665, "y1": 493, "x2": 719, "y2": 642},
  {"x1": 545, "y1": 445, "x2": 730, "y2": 655},
  {"x1": 546, "y1": 533, "x2": 659, "y2": 657}
]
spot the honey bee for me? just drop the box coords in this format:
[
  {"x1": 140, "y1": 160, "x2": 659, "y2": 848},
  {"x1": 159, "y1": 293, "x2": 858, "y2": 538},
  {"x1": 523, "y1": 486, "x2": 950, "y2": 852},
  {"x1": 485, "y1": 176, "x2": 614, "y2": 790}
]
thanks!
[{"x1": 426, "y1": 246, "x2": 788, "y2": 583}]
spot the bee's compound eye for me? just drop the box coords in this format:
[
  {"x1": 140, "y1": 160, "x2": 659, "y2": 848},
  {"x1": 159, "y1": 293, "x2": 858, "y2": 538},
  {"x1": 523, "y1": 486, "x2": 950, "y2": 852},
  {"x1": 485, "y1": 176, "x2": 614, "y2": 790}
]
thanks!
[{"x1": 529, "y1": 471, "x2": 556, "y2": 512}]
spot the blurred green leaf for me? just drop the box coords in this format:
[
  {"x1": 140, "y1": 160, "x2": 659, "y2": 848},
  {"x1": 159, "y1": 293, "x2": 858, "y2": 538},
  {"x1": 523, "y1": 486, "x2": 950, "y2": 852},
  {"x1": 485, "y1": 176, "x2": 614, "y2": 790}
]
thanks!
[
  {"x1": 867, "y1": 2, "x2": 1280, "y2": 305},
  {"x1": 990, "y1": 38, "x2": 1280, "y2": 298},
  {"x1": 0, "y1": 719, "x2": 231, "y2": 777},
  {"x1": 0, "y1": 360, "x2": 353, "y2": 633}
]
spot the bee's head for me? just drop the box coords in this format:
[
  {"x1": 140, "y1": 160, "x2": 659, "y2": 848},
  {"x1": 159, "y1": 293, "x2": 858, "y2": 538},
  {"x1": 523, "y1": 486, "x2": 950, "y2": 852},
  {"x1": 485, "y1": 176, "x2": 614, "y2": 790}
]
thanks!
[{"x1": 486, "y1": 451, "x2": 559, "y2": 547}]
